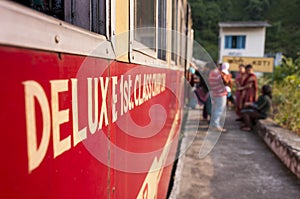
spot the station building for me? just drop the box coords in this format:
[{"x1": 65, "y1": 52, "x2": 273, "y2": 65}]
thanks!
[{"x1": 218, "y1": 21, "x2": 273, "y2": 72}]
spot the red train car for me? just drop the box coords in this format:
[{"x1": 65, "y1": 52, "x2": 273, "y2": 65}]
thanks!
[{"x1": 0, "y1": 1, "x2": 193, "y2": 198}]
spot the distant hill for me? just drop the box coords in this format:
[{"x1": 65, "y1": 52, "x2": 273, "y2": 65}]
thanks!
[{"x1": 189, "y1": 0, "x2": 300, "y2": 61}]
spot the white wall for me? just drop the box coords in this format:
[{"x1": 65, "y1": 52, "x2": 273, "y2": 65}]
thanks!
[{"x1": 219, "y1": 27, "x2": 266, "y2": 62}]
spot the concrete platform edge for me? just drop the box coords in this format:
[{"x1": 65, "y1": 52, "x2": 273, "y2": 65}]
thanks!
[
  {"x1": 255, "y1": 118, "x2": 300, "y2": 179},
  {"x1": 168, "y1": 107, "x2": 193, "y2": 199}
]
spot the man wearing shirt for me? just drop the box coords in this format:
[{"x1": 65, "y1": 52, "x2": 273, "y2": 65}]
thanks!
[
  {"x1": 240, "y1": 85, "x2": 272, "y2": 132},
  {"x1": 207, "y1": 62, "x2": 227, "y2": 132}
]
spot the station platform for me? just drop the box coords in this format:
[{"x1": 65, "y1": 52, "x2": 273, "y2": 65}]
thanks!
[{"x1": 169, "y1": 107, "x2": 300, "y2": 199}]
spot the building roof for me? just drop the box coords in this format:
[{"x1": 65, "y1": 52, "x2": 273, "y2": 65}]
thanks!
[{"x1": 219, "y1": 21, "x2": 271, "y2": 28}]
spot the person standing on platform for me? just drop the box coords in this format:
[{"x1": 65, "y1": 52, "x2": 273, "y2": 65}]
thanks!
[
  {"x1": 207, "y1": 62, "x2": 227, "y2": 132},
  {"x1": 189, "y1": 64, "x2": 211, "y2": 121},
  {"x1": 235, "y1": 64, "x2": 258, "y2": 121},
  {"x1": 235, "y1": 64, "x2": 246, "y2": 117},
  {"x1": 195, "y1": 74, "x2": 210, "y2": 120},
  {"x1": 220, "y1": 62, "x2": 235, "y2": 107}
]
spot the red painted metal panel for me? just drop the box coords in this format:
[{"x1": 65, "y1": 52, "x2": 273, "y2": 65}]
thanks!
[
  {"x1": 109, "y1": 62, "x2": 182, "y2": 199},
  {"x1": 0, "y1": 45, "x2": 183, "y2": 199},
  {"x1": 0, "y1": 46, "x2": 110, "y2": 198}
]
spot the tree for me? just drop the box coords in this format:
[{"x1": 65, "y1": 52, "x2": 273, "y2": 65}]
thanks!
[
  {"x1": 245, "y1": 0, "x2": 270, "y2": 20},
  {"x1": 189, "y1": 0, "x2": 300, "y2": 60}
]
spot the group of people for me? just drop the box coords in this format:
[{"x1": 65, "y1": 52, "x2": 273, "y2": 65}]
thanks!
[
  {"x1": 191, "y1": 62, "x2": 272, "y2": 133},
  {"x1": 234, "y1": 63, "x2": 272, "y2": 132}
]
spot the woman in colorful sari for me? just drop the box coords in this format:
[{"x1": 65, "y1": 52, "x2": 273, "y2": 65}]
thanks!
[
  {"x1": 235, "y1": 64, "x2": 246, "y2": 117},
  {"x1": 236, "y1": 64, "x2": 258, "y2": 121}
]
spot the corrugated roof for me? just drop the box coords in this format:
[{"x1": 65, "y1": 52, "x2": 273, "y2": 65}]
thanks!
[{"x1": 219, "y1": 21, "x2": 271, "y2": 28}]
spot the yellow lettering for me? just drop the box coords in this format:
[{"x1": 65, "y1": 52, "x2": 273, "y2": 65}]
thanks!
[
  {"x1": 71, "y1": 79, "x2": 87, "y2": 146},
  {"x1": 23, "y1": 81, "x2": 51, "y2": 173},
  {"x1": 50, "y1": 80, "x2": 71, "y2": 158},
  {"x1": 111, "y1": 76, "x2": 118, "y2": 123},
  {"x1": 88, "y1": 78, "x2": 99, "y2": 134},
  {"x1": 99, "y1": 77, "x2": 109, "y2": 129}
]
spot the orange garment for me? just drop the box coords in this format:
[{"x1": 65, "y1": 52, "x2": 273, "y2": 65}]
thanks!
[
  {"x1": 221, "y1": 72, "x2": 233, "y2": 88},
  {"x1": 239, "y1": 73, "x2": 258, "y2": 110},
  {"x1": 235, "y1": 72, "x2": 246, "y2": 116}
]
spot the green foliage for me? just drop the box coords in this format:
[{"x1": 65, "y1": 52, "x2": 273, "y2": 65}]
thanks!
[
  {"x1": 245, "y1": 0, "x2": 270, "y2": 20},
  {"x1": 190, "y1": 0, "x2": 221, "y2": 61},
  {"x1": 273, "y1": 56, "x2": 300, "y2": 81},
  {"x1": 269, "y1": 56, "x2": 300, "y2": 135},
  {"x1": 272, "y1": 80, "x2": 300, "y2": 135},
  {"x1": 189, "y1": 0, "x2": 300, "y2": 59}
]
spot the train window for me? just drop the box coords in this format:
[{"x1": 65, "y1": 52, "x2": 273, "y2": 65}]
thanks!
[
  {"x1": 12, "y1": 0, "x2": 64, "y2": 20},
  {"x1": 157, "y1": 0, "x2": 166, "y2": 60},
  {"x1": 177, "y1": 10, "x2": 183, "y2": 65},
  {"x1": 91, "y1": 0, "x2": 107, "y2": 36},
  {"x1": 179, "y1": 10, "x2": 185, "y2": 66},
  {"x1": 171, "y1": 0, "x2": 178, "y2": 63},
  {"x1": 12, "y1": 0, "x2": 107, "y2": 36},
  {"x1": 134, "y1": 0, "x2": 156, "y2": 52},
  {"x1": 65, "y1": 0, "x2": 107, "y2": 34}
]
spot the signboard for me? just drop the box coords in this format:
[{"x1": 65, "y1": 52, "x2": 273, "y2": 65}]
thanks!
[{"x1": 223, "y1": 56, "x2": 274, "y2": 72}]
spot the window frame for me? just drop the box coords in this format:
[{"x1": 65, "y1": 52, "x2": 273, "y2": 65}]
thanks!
[
  {"x1": 129, "y1": 0, "x2": 170, "y2": 68},
  {"x1": 224, "y1": 35, "x2": 246, "y2": 49},
  {"x1": 171, "y1": 0, "x2": 178, "y2": 64},
  {"x1": 132, "y1": 0, "x2": 158, "y2": 59}
]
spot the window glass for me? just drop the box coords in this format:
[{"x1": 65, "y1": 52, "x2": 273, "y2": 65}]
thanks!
[
  {"x1": 12, "y1": 0, "x2": 107, "y2": 36},
  {"x1": 92, "y1": 0, "x2": 106, "y2": 35},
  {"x1": 158, "y1": 0, "x2": 166, "y2": 60},
  {"x1": 13, "y1": 0, "x2": 64, "y2": 20},
  {"x1": 225, "y1": 35, "x2": 246, "y2": 49},
  {"x1": 134, "y1": 0, "x2": 156, "y2": 50},
  {"x1": 171, "y1": 0, "x2": 177, "y2": 62}
]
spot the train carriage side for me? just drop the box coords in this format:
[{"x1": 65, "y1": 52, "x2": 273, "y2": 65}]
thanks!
[{"x1": 0, "y1": 0, "x2": 193, "y2": 198}]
